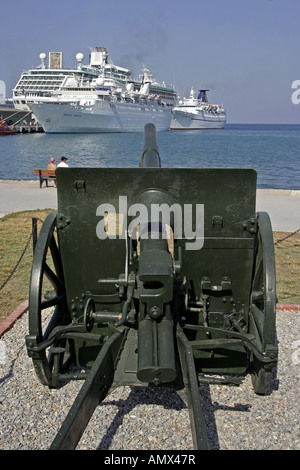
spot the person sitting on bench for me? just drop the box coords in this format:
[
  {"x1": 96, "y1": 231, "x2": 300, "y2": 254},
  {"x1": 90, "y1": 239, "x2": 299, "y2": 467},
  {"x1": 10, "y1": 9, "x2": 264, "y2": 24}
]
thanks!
[{"x1": 48, "y1": 157, "x2": 57, "y2": 169}]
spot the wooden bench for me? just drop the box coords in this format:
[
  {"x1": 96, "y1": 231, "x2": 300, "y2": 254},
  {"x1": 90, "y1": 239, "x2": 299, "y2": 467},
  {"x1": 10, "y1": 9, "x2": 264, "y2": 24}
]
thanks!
[{"x1": 34, "y1": 169, "x2": 56, "y2": 188}]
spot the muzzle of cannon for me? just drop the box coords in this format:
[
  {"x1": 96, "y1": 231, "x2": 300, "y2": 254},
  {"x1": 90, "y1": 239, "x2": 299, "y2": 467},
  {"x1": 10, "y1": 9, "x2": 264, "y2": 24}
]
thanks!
[{"x1": 25, "y1": 123, "x2": 278, "y2": 450}]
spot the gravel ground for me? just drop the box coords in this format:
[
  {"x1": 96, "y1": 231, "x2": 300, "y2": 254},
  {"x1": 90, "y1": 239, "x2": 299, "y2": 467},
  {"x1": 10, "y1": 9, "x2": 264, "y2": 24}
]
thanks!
[{"x1": 0, "y1": 308, "x2": 299, "y2": 450}]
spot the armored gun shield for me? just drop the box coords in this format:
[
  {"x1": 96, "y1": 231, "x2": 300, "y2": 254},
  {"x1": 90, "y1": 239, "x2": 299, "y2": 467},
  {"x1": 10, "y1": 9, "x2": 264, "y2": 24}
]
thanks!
[{"x1": 26, "y1": 124, "x2": 277, "y2": 450}]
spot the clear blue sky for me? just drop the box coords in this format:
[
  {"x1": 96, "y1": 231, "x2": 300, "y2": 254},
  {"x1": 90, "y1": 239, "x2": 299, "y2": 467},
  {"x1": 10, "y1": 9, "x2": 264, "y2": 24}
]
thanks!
[{"x1": 1, "y1": 0, "x2": 299, "y2": 123}]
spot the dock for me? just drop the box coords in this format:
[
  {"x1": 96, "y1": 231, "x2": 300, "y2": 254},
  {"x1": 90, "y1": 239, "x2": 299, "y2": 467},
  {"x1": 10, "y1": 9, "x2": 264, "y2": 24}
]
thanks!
[
  {"x1": 0, "y1": 105, "x2": 44, "y2": 134},
  {"x1": 13, "y1": 124, "x2": 44, "y2": 133},
  {"x1": 0, "y1": 105, "x2": 31, "y2": 125}
]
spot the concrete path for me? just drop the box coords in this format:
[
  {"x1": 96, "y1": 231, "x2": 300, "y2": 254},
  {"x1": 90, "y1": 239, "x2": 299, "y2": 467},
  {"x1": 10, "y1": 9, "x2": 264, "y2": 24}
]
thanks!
[
  {"x1": 256, "y1": 189, "x2": 300, "y2": 232},
  {"x1": 0, "y1": 180, "x2": 57, "y2": 218},
  {"x1": 0, "y1": 181, "x2": 300, "y2": 232}
]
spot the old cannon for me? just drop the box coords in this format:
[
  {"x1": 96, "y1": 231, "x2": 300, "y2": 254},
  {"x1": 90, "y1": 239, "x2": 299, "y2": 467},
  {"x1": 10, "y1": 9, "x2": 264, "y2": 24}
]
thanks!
[{"x1": 26, "y1": 123, "x2": 278, "y2": 450}]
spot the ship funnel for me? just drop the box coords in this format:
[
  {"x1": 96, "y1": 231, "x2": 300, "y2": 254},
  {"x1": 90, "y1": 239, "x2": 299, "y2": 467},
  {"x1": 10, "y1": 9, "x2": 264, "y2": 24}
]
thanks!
[{"x1": 198, "y1": 90, "x2": 209, "y2": 102}]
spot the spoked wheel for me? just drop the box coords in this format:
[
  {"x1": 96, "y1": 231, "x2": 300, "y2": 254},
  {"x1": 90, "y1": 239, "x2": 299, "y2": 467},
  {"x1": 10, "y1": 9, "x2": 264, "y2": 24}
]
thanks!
[
  {"x1": 249, "y1": 211, "x2": 277, "y2": 394},
  {"x1": 27, "y1": 211, "x2": 70, "y2": 387}
]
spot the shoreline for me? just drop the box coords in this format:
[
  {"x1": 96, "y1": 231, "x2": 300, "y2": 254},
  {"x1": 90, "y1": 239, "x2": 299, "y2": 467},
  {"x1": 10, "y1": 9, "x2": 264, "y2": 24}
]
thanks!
[{"x1": 0, "y1": 179, "x2": 300, "y2": 196}]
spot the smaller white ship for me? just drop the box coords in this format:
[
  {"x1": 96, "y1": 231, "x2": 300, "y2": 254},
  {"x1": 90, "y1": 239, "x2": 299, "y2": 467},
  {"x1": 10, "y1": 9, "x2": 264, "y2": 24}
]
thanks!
[{"x1": 170, "y1": 88, "x2": 226, "y2": 130}]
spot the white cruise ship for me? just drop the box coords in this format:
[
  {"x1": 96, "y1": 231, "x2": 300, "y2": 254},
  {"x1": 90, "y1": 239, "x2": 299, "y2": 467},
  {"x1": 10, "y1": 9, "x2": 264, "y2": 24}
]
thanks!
[
  {"x1": 170, "y1": 88, "x2": 226, "y2": 130},
  {"x1": 13, "y1": 46, "x2": 177, "y2": 133},
  {"x1": 13, "y1": 50, "x2": 100, "y2": 110}
]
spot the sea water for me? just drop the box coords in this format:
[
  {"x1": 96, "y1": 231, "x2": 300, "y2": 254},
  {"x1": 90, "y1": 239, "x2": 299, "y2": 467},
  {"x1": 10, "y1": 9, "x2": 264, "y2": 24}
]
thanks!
[{"x1": 0, "y1": 124, "x2": 300, "y2": 189}]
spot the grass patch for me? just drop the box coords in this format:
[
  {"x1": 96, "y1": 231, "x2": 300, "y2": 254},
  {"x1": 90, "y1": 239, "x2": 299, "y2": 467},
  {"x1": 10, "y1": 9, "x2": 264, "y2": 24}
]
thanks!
[
  {"x1": 274, "y1": 231, "x2": 300, "y2": 304},
  {"x1": 0, "y1": 210, "x2": 53, "y2": 322},
  {"x1": 0, "y1": 212, "x2": 299, "y2": 323}
]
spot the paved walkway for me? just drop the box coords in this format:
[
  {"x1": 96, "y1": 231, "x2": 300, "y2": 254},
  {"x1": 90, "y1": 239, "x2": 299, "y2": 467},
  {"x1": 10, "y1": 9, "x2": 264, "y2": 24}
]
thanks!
[
  {"x1": 256, "y1": 189, "x2": 300, "y2": 232},
  {"x1": 0, "y1": 181, "x2": 300, "y2": 232},
  {"x1": 0, "y1": 180, "x2": 57, "y2": 218}
]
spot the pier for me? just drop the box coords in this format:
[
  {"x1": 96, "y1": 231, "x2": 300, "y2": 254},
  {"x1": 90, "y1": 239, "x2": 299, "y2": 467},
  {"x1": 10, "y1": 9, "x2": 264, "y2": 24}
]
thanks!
[
  {"x1": 0, "y1": 106, "x2": 44, "y2": 134},
  {"x1": 13, "y1": 124, "x2": 44, "y2": 134},
  {"x1": 0, "y1": 106, "x2": 32, "y2": 125}
]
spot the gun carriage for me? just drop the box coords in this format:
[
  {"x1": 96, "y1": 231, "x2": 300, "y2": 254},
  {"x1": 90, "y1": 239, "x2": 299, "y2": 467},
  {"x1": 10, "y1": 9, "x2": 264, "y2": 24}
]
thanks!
[{"x1": 26, "y1": 124, "x2": 278, "y2": 450}]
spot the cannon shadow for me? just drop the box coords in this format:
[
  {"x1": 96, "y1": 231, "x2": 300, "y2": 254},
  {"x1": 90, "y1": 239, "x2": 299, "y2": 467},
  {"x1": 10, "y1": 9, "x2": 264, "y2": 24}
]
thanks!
[
  {"x1": 93, "y1": 365, "x2": 278, "y2": 451},
  {"x1": 93, "y1": 384, "x2": 248, "y2": 450}
]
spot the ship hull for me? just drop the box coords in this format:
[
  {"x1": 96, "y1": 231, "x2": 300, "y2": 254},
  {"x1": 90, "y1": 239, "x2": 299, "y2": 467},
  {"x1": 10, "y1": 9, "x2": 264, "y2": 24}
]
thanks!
[
  {"x1": 170, "y1": 109, "x2": 226, "y2": 130},
  {"x1": 30, "y1": 101, "x2": 172, "y2": 133}
]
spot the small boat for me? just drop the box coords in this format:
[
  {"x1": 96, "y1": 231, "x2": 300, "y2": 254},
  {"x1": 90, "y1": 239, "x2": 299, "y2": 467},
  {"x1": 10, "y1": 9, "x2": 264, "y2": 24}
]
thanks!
[{"x1": 0, "y1": 117, "x2": 16, "y2": 135}]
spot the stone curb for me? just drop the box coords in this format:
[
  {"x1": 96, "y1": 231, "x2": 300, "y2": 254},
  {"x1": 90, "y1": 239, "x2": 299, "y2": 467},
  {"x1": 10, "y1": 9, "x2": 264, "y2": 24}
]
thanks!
[
  {"x1": 0, "y1": 300, "x2": 299, "y2": 339},
  {"x1": 0, "y1": 300, "x2": 28, "y2": 337},
  {"x1": 276, "y1": 304, "x2": 300, "y2": 311}
]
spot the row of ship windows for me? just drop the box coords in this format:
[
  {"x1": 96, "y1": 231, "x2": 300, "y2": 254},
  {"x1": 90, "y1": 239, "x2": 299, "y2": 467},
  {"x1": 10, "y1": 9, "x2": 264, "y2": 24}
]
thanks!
[
  {"x1": 16, "y1": 87, "x2": 61, "y2": 92},
  {"x1": 17, "y1": 82, "x2": 175, "y2": 96},
  {"x1": 17, "y1": 82, "x2": 62, "y2": 88},
  {"x1": 16, "y1": 85, "x2": 175, "y2": 98},
  {"x1": 157, "y1": 91, "x2": 175, "y2": 96},
  {"x1": 96, "y1": 103, "x2": 164, "y2": 111},
  {"x1": 19, "y1": 76, "x2": 65, "y2": 81}
]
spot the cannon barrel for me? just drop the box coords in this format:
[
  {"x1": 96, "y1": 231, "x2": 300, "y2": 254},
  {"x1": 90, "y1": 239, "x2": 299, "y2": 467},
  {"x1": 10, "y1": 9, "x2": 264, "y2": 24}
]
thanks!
[
  {"x1": 140, "y1": 122, "x2": 161, "y2": 167},
  {"x1": 137, "y1": 124, "x2": 176, "y2": 383}
]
